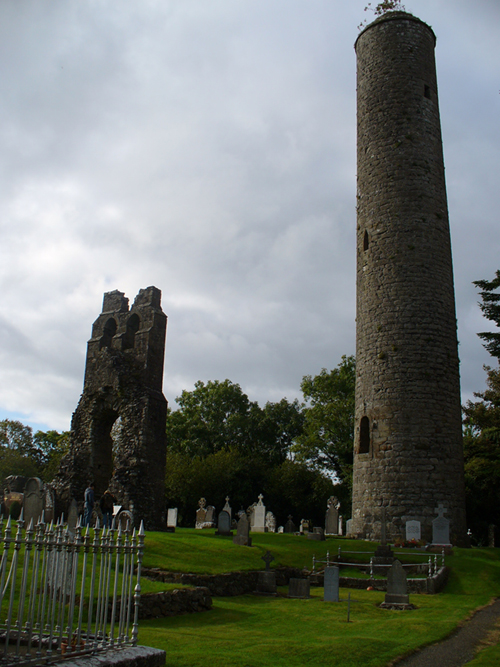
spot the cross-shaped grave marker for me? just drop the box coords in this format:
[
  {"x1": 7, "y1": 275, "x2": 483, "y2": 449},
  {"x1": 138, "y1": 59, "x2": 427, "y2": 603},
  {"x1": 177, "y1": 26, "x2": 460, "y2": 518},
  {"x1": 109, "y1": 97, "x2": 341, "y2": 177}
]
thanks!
[
  {"x1": 261, "y1": 550, "x2": 275, "y2": 571},
  {"x1": 435, "y1": 503, "x2": 447, "y2": 518}
]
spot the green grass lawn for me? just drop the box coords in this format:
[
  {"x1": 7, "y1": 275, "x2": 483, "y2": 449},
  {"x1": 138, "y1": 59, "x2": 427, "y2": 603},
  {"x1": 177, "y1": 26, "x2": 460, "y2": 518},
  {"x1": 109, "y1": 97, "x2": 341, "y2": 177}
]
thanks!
[{"x1": 136, "y1": 530, "x2": 500, "y2": 666}]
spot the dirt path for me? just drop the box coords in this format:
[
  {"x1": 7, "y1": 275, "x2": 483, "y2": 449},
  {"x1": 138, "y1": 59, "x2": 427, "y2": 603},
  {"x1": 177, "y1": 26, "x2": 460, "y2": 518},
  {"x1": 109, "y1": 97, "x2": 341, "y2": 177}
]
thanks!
[{"x1": 392, "y1": 598, "x2": 500, "y2": 667}]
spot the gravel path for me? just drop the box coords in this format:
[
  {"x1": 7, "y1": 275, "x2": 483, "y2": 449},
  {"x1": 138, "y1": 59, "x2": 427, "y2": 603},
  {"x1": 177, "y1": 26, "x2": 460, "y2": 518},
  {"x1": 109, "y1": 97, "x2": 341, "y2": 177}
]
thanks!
[{"x1": 392, "y1": 598, "x2": 500, "y2": 667}]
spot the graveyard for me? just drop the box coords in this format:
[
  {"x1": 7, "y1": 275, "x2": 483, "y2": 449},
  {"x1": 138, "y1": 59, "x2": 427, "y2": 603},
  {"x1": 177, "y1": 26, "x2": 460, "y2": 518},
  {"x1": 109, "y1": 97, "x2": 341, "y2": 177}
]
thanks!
[{"x1": 135, "y1": 528, "x2": 500, "y2": 667}]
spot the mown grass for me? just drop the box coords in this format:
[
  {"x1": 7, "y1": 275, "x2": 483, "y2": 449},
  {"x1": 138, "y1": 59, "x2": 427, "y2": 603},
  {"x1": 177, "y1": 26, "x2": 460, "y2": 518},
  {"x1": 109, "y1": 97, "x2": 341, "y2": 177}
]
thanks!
[{"x1": 137, "y1": 530, "x2": 500, "y2": 666}]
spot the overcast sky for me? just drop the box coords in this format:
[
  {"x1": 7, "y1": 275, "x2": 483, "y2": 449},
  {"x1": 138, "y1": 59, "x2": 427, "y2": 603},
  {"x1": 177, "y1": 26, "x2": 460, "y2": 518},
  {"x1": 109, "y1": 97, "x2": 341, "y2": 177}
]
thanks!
[{"x1": 0, "y1": 0, "x2": 499, "y2": 432}]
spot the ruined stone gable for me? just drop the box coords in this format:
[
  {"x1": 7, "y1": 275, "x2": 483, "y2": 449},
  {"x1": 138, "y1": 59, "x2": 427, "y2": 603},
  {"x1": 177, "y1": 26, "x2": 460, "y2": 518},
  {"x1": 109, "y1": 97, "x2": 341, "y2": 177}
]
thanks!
[{"x1": 54, "y1": 286, "x2": 167, "y2": 530}]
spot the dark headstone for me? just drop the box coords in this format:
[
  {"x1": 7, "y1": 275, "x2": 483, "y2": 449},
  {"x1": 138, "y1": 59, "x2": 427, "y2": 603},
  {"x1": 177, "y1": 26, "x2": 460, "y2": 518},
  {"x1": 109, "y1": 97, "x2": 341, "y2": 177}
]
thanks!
[
  {"x1": 216, "y1": 510, "x2": 232, "y2": 536},
  {"x1": 261, "y1": 550, "x2": 274, "y2": 571},
  {"x1": 324, "y1": 566, "x2": 340, "y2": 602},
  {"x1": 307, "y1": 527, "x2": 325, "y2": 541},
  {"x1": 24, "y1": 477, "x2": 44, "y2": 527},
  {"x1": 255, "y1": 571, "x2": 277, "y2": 595},
  {"x1": 288, "y1": 578, "x2": 310, "y2": 599},
  {"x1": 233, "y1": 513, "x2": 252, "y2": 546},
  {"x1": 380, "y1": 560, "x2": 414, "y2": 609},
  {"x1": 284, "y1": 516, "x2": 296, "y2": 533},
  {"x1": 325, "y1": 496, "x2": 339, "y2": 535}
]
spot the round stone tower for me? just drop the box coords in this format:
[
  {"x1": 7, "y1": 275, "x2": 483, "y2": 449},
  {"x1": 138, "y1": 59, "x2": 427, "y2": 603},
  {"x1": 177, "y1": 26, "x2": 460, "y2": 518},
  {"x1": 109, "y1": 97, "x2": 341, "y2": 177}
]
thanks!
[{"x1": 351, "y1": 12, "x2": 467, "y2": 546}]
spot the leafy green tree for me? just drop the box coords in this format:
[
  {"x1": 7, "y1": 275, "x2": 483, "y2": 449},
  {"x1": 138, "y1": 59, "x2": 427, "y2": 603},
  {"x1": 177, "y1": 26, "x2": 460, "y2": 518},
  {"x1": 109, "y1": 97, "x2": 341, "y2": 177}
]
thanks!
[
  {"x1": 473, "y1": 270, "x2": 500, "y2": 359},
  {"x1": 33, "y1": 430, "x2": 71, "y2": 480},
  {"x1": 293, "y1": 356, "x2": 355, "y2": 482},
  {"x1": 292, "y1": 355, "x2": 355, "y2": 515},
  {"x1": 463, "y1": 270, "x2": 500, "y2": 543},
  {"x1": 166, "y1": 380, "x2": 303, "y2": 464}
]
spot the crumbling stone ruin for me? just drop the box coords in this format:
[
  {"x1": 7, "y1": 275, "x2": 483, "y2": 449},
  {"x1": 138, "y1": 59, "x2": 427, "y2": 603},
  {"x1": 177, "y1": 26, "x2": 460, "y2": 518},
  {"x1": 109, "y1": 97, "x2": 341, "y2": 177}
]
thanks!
[
  {"x1": 54, "y1": 286, "x2": 167, "y2": 530},
  {"x1": 351, "y1": 12, "x2": 467, "y2": 545}
]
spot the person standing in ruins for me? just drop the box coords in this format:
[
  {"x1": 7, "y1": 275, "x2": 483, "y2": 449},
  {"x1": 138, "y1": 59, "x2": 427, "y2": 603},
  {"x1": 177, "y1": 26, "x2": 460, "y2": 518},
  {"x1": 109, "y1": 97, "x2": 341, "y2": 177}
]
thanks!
[
  {"x1": 83, "y1": 482, "x2": 94, "y2": 527},
  {"x1": 100, "y1": 489, "x2": 116, "y2": 528}
]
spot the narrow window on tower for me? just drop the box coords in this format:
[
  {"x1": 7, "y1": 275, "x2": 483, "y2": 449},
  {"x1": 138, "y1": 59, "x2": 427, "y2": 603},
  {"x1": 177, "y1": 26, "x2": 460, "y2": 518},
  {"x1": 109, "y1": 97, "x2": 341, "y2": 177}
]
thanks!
[
  {"x1": 363, "y1": 230, "x2": 369, "y2": 251},
  {"x1": 424, "y1": 84, "x2": 431, "y2": 99},
  {"x1": 359, "y1": 416, "x2": 370, "y2": 454}
]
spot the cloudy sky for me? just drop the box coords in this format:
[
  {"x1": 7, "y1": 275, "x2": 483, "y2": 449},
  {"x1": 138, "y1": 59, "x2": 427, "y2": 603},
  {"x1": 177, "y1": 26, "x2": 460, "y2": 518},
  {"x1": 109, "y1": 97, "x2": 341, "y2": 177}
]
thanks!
[{"x1": 0, "y1": 0, "x2": 499, "y2": 432}]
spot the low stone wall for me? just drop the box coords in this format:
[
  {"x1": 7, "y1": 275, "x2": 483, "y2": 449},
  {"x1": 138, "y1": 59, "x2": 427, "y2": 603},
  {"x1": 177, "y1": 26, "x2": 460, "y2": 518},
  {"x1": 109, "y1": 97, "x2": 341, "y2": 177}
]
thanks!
[
  {"x1": 310, "y1": 567, "x2": 449, "y2": 594},
  {"x1": 139, "y1": 587, "x2": 212, "y2": 618},
  {"x1": 143, "y1": 567, "x2": 303, "y2": 597}
]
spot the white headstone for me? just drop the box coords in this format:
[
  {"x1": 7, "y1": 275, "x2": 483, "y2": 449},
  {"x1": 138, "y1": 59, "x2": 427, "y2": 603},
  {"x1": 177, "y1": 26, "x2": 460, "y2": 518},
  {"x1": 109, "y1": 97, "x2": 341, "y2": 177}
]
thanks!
[
  {"x1": 406, "y1": 520, "x2": 421, "y2": 542},
  {"x1": 167, "y1": 507, "x2": 178, "y2": 528},
  {"x1": 252, "y1": 494, "x2": 267, "y2": 532},
  {"x1": 346, "y1": 518, "x2": 353, "y2": 535}
]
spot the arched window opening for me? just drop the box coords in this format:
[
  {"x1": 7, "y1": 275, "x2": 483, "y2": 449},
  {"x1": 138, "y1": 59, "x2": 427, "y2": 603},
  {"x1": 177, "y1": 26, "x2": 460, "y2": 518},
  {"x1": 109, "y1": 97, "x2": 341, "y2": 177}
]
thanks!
[
  {"x1": 363, "y1": 230, "x2": 369, "y2": 251},
  {"x1": 359, "y1": 416, "x2": 370, "y2": 454},
  {"x1": 92, "y1": 409, "x2": 119, "y2": 496},
  {"x1": 123, "y1": 313, "x2": 140, "y2": 350},
  {"x1": 100, "y1": 318, "x2": 117, "y2": 350}
]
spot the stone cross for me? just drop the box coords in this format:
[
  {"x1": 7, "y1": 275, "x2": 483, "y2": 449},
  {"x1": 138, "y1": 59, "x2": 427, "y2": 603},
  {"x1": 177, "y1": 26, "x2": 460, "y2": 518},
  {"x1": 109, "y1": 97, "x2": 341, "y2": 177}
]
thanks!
[
  {"x1": 257, "y1": 494, "x2": 264, "y2": 505},
  {"x1": 435, "y1": 503, "x2": 447, "y2": 518},
  {"x1": 261, "y1": 550, "x2": 275, "y2": 571}
]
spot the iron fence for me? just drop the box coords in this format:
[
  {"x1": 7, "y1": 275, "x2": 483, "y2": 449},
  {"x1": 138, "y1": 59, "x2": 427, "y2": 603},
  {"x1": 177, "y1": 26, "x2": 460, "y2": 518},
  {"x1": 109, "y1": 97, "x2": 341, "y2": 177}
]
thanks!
[{"x1": 0, "y1": 513, "x2": 144, "y2": 666}]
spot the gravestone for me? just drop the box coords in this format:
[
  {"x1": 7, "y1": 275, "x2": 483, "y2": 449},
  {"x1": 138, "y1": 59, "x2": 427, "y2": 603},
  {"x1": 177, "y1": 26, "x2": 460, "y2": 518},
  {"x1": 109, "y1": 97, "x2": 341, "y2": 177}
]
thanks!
[
  {"x1": 324, "y1": 566, "x2": 340, "y2": 602},
  {"x1": 252, "y1": 495, "x2": 267, "y2": 532},
  {"x1": 216, "y1": 510, "x2": 232, "y2": 536},
  {"x1": 167, "y1": 507, "x2": 178, "y2": 532},
  {"x1": 256, "y1": 570, "x2": 277, "y2": 595},
  {"x1": 284, "y1": 516, "x2": 296, "y2": 533},
  {"x1": 195, "y1": 498, "x2": 207, "y2": 529},
  {"x1": 346, "y1": 518, "x2": 353, "y2": 535},
  {"x1": 380, "y1": 560, "x2": 414, "y2": 609},
  {"x1": 265, "y1": 511, "x2": 276, "y2": 533},
  {"x1": 374, "y1": 506, "x2": 394, "y2": 560},
  {"x1": 300, "y1": 519, "x2": 309, "y2": 535},
  {"x1": 44, "y1": 487, "x2": 55, "y2": 523},
  {"x1": 432, "y1": 504, "x2": 451, "y2": 545},
  {"x1": 233, "y1": 512, "x2": 252, "y2": 546},
  {"x1": 338, "y1": 515, "x2": 343, "y2": 536},
  {"x1": 406, "y1": 520, "x2": 421, "y2": 542},
  {"x1": 325, "y1": 496, "x2": 340, "y2": 535},
  {"x1": 256, "y1": 552, "x2": 277, "y2": 595},
  {"x1": 23, "y1": 477, "x2": 44, "y2": 528},
  {"x1": 223, "y1": 496, "x2": 232, "y2": 520},
  {"x1": 288, "y1": 578, "x2": 310, "y2": 599},
  {"x1": 277, "y1": 526, "x2": 284, "y2": 534},
  {"x1": 307, "y1": 527, "x2": 325, "y2": 541},
  {"x1": 205, "y1": 505, "x2": 216, "y2": 527}
]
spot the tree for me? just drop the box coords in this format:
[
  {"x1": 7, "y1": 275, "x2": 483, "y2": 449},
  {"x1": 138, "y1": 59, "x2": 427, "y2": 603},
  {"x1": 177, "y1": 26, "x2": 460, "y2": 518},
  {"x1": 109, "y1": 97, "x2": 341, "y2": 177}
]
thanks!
[
  {"x1": 293, "y1": 356, "x2": 355, "y2": 485},
  {"x1": 473, "y1": 269, "x2": 500, "y2": 359},
  {"x1": 166, "y1": 380, "x2": 303, "y2": 464},
  {"x1": 463, "y1": 270, "x2": 500, "y2": 543}
]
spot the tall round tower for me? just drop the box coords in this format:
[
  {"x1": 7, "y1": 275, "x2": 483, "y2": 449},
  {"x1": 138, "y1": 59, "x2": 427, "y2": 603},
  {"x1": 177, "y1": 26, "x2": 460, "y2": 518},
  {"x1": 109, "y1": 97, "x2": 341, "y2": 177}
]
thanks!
[{"x1": 351, "y1": 11, "x2": 467, "y2": 545}]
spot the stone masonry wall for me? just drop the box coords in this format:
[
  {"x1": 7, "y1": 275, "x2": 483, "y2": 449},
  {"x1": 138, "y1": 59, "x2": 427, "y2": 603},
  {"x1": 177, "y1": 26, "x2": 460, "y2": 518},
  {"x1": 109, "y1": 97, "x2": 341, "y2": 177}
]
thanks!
[
  {"x1": 351, "y1": 13, "x2": 467, "y2": 545},
  {"x1": 54, "y1": 287, "x2": 168, "y2": 530}
]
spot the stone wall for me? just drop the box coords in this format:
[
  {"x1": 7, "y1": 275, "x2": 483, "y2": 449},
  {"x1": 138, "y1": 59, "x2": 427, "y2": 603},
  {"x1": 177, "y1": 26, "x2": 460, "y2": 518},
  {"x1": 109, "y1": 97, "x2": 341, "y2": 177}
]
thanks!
[
  {"x1": 352, "y1": 12, "x2": 467, "y2": 545},
  {"x1": 143, "y1": 567, "x2": 303, "y2": 596},
  {"x1": 139, "y1": 587, "x2": 212, "y2": 619},
  {"x1": 54, "y1": 287, "x2": 168, "y2": 530}
]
